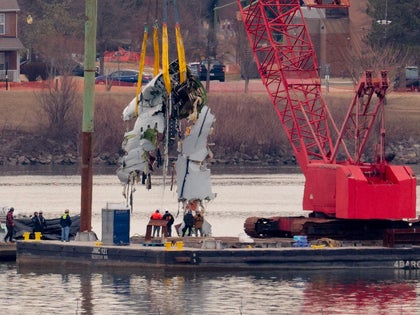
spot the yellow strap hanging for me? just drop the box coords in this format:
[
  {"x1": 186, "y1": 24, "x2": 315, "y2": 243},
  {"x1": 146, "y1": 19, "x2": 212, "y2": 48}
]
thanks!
[
  {"x1": 162, "y1": 22, "x2": 171, "y2": 94},
  {"x1": 175, "y1": 24, "x2": 187, "y2": 83},
  {"x1": 153, "y1": 21, "x2": 160, "y2": 77},
  {"x1": 173, "y1": 0, "x2": 186, "y2": 83},
  {"x1": 135, "y1": 25, "x2": 148, "y2": 117}
]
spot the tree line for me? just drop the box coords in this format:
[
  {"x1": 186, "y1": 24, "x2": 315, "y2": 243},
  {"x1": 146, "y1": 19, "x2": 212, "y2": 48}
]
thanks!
[
  {"x1": 17, "y1": 0, "x2": 219, "y2": 76},
  {"x1": 16, "y1": 1, "x2": 420, "y2": 84}
]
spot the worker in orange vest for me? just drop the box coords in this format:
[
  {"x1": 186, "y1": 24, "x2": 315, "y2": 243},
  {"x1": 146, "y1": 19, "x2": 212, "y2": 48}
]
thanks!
[{"x1": 150, "y1": 209, "x2": 163, "y2": 237}]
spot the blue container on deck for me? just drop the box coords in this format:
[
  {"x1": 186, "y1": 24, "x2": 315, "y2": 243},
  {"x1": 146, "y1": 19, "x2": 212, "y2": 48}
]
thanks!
[
  {"x1": 102, "y1": 203, "x2": 130, "y2": 245},
  {"x1": 293, "y1": 235, "x2": 309, "y2": 247}
]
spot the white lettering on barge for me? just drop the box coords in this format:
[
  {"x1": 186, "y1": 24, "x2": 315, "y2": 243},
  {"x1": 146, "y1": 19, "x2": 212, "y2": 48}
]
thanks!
[
  {"x1": 394, "y1": 260, "x2": 420, "y2": 269},
  {"x1": 91, "y1": 247, "x2": 108, "y2": 260}
]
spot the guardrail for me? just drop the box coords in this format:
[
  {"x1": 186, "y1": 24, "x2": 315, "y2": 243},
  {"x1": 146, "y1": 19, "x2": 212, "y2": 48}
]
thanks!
[{"x1": 0, "y1": 70, "x2": 19, "y2": 82}]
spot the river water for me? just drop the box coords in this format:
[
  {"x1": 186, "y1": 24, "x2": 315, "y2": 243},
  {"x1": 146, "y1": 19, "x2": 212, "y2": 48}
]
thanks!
[{"x1": 1, "y1": 167, "x2": 420, "y2": 314}]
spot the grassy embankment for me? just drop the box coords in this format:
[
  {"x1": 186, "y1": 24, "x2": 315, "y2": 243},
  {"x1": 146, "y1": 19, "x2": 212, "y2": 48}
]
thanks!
[{"x1": 0, "y1": 82, "x2": 419, "y2": 163}]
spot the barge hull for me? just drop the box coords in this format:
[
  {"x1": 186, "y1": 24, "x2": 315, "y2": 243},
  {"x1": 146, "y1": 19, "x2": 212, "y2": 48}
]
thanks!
[{"x1": 16, "y1": 241, "x2": 420, "y2": 270}]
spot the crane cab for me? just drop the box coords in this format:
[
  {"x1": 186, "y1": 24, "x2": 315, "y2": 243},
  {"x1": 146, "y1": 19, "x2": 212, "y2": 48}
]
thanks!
[{"x1": 302, "y1": 0, "x2": 350, "y2": 9}]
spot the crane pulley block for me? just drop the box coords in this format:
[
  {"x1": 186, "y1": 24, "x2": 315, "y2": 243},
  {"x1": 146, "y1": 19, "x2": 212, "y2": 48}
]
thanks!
[{"x1": 302, "y1": 0, "x2": 350, "y2": 8}]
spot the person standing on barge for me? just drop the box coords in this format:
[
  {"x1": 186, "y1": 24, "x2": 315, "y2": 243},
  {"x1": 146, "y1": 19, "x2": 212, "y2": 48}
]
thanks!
[
  {"x1": 60, "y1": 209, "x2": 72, "y2": 242},
  {"x1": 31, "y1": 211, "x2": 42, "y2": 235},
  {"x1": 38, "y1": 211, "x2": 47, "y2": 235},
  {"x1": 194, "y1": 212, "x2": 204, "y2": 237},
  {"x1": 162, "y1": 210, "x2": 175, "y2": 237},
  {"x1": 3, "y1": 207, "x2": 15, "y2": 243},
  {"x1": 182, "y1": 210, "x2": 194, "y2": 237},
  {"x1": 150, "y1": 209, "x2": 163, "y2": 237}
]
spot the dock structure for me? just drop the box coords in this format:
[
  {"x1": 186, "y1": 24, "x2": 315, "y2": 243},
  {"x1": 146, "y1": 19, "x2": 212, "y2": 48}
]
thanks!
[{"x1": 15, "y1": 238, "x2": 420, "y2": 270}]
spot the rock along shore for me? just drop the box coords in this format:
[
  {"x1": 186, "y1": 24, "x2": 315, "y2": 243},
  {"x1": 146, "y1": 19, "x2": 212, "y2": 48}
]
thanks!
[{"x1": 0, "y1": 139, "x2": 419, "y2": 168}]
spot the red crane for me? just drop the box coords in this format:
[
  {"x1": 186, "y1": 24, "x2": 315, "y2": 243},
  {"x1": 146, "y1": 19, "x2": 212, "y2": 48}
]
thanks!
[{"x1": 236, "y1": 1, "x2": 417, "y2": 238}]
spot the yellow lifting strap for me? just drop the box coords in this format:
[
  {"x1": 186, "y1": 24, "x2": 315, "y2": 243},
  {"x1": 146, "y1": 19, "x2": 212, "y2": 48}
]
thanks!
[
  {"x1": 135, "y1": 25, "x2": 148, "y2": 117},
  {"x1": 162, "y1": 22, "x2": 171, "y2": 94},
  {"x1": 153, "y1": 21, "x2": 160, "y2": 77},
  {"x1": 175, "y1": 24, "x2": 186, "y2": 83},
  {"x1": 173, "y1": 0, "x2": 186, "y2": 83}
]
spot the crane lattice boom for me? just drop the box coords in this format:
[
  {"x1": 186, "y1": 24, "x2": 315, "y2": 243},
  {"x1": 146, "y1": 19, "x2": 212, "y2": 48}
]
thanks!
[{"x1": 237, "y1": 0, "x2": 416, "y2": 220}]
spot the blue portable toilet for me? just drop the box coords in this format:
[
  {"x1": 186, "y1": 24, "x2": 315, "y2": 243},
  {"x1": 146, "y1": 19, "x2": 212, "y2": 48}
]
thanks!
[{"x1": 102, "y1": 203, "x2": 130, "y2": 245}]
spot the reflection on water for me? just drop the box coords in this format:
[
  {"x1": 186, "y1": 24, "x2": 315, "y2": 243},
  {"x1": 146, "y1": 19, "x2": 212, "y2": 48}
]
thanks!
[{"x1": 1, "y1": 262, "x2": 417, "y2": 314}]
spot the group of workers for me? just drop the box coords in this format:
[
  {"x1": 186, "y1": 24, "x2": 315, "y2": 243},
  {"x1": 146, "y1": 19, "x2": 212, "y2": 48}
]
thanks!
[
  {"x1": 2, "y1": 208, "x2": 48, "y2": 243},
  {"x1": 149, "y1": 208, "x2": 205, "y2": 238},
  {"x1": 150, "y1": 209, "x2": 174, "y2": 237},
  {"x1": 31, "y1": 211, "x2": 47, "y2": 235},
  {"x1": 2, "y1": 207, "x2": 72, "y2": 243},
  {"x1": 3, "y1": 205, "x2": 205, "y2": 242},
  {"x1": 181, "y1": 210, "x2": 204, "y2": 237}
]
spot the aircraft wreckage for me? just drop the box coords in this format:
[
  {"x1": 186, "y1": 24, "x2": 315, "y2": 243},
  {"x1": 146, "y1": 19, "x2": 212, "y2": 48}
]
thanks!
[{"x1": 116, "y1": 60, "x2": 216, "y2": 225}]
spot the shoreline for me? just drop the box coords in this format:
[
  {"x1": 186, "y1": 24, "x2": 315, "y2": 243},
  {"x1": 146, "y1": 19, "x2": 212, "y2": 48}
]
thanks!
[{"x1": 0, "y1": 159, "x2": 418, "y2": 177}]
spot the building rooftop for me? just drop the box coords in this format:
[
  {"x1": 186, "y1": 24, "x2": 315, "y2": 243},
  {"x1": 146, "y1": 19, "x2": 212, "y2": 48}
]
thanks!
[
  {"x1": 0, "y1": 37, "x2": 24, "y2": 50},
  {"x1": 0, "y1": 0, "x2": 20, "y2": 12}
]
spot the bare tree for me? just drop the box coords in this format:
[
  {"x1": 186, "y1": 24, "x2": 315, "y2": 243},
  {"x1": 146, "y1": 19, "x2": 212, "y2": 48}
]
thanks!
[
  {"x1": 18, "y1": 0, "x2": 85, "y2": 74},
  {"x1": 340, "y1": 35, "x2": 413, "y2": 89},
  {"x1": 232, "y1": 14, "x2": 258, "y2": 93},
  {"x1": 36, "y1": 76, "x2": 81, "y2": 141}
]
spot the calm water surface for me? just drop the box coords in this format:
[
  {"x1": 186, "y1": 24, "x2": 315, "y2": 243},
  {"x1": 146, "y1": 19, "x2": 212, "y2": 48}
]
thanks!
[
  {"x1": 0, "y1": 171, "x2": 308, "y2": 237},
  {"x1": 1, "y1": 168, "x2": 420, "y2": 314},
  {"x1": 1, "y1": 262, "x2": 420, "y2": 314}
]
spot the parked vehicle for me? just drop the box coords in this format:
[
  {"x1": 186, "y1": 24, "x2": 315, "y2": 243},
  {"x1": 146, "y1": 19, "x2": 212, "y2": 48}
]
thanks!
[
  {"x1": 95, "y1": 70, "x2": 152, "y2": 86},
  {"x1": 20, "y1": 61, "x2": 48, "y2": 81},
  {"x1": 405, "y1": 66, "x2": 419, "y2": 89},
  {"x1": 20, "y1": 58, "x2": 99, "y2": 81},
  {"x1": 187, "y1": 60, "x2": 225, "y2": 82},
  {"x1": 187, "y1": 62, "x2": 202, "y2": 78},
  {"x1": 71, "y1": 63, "x2": 99, "y2": 77},
  {"x1": 202, "y1": 60, "x2": 225, "y2": 82}
]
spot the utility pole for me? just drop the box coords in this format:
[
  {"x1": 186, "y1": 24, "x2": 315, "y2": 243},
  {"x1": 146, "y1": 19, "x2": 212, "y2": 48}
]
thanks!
[
  {"x1": 376, "y1": 0, "x2": 391, "y2": 45},
  {"x1": 79, "y1": 0, "x2": 97, "y2": 240}
]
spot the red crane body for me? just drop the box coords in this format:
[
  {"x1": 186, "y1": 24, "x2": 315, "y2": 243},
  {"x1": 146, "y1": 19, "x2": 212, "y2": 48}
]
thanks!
[{"x1": 236, "y1": 0, "x2": 416, "y2": 222}]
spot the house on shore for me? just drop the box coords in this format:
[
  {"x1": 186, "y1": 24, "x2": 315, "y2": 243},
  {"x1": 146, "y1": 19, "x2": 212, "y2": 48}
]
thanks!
[{"x1": 0, "y1": 0, "x2": 24, "y2": 83}]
